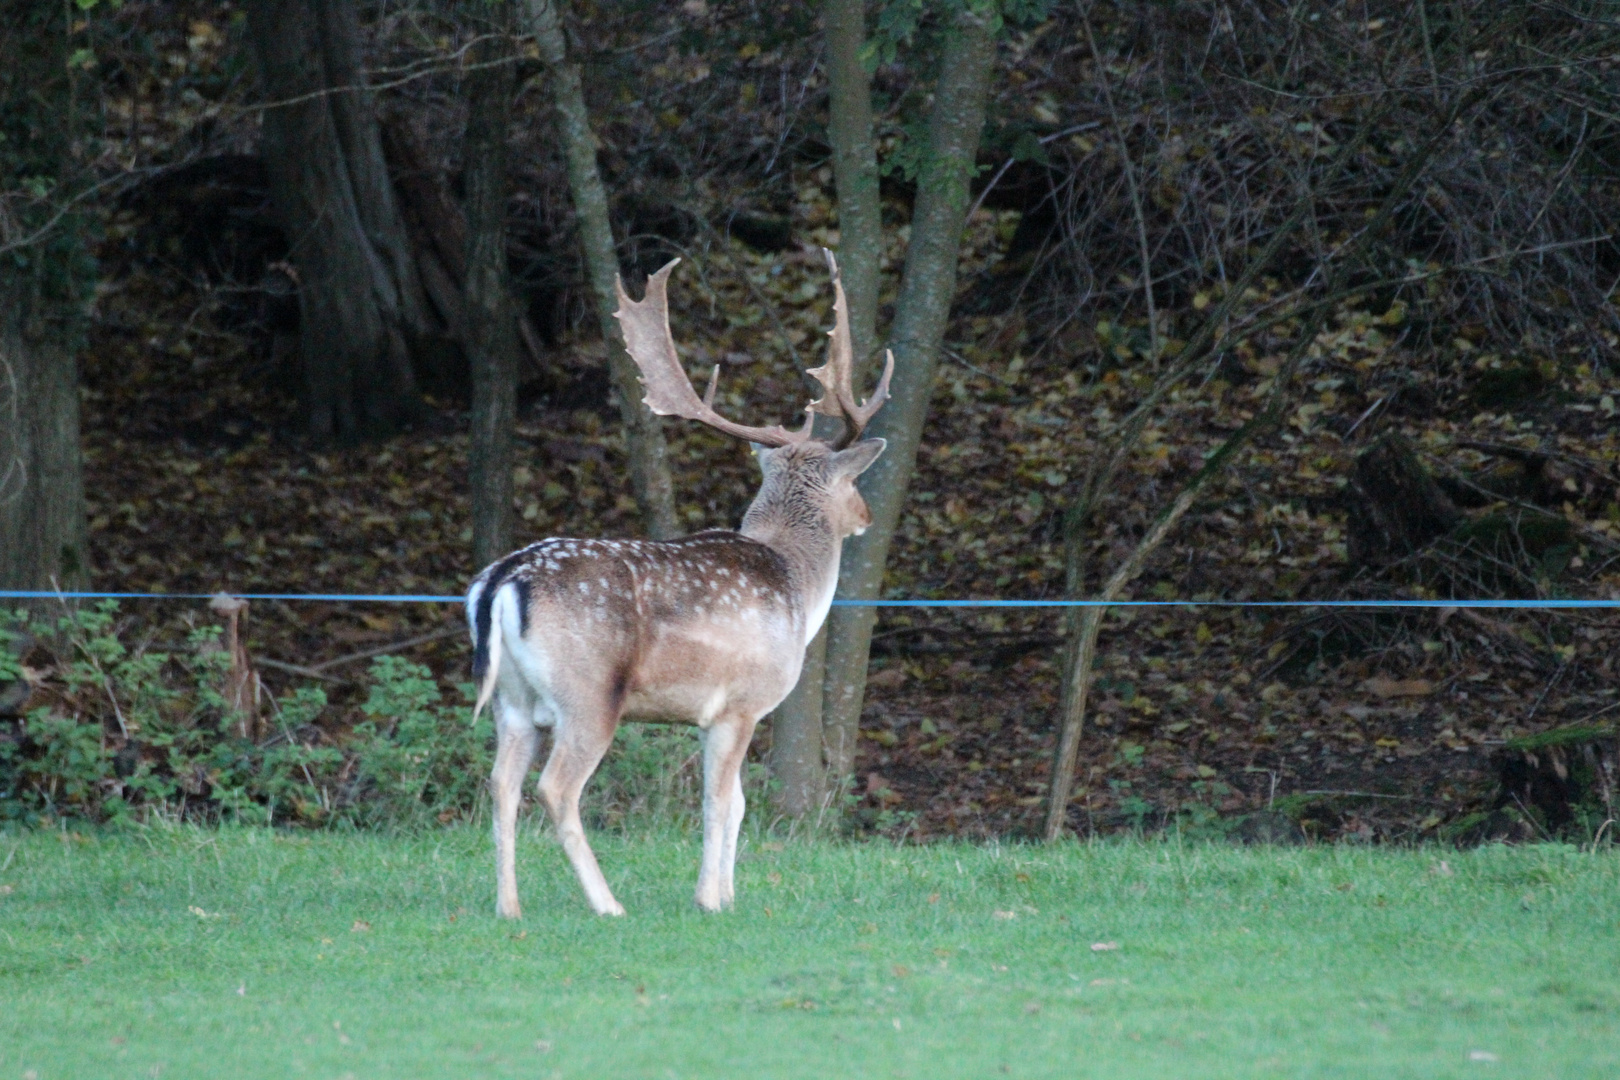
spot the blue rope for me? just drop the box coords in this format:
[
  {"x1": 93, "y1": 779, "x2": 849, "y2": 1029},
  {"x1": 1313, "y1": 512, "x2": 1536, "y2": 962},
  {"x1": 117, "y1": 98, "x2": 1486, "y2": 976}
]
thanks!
[{"x1": 1, "y1": 590, "x2": 1616, "y2": 609}]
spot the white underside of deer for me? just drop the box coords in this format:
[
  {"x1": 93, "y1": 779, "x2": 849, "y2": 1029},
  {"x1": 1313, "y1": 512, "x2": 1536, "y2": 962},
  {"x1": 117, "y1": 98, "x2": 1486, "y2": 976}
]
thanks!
[{"x1": 467, "y1": 254, "x2": 892, "y2": 917}]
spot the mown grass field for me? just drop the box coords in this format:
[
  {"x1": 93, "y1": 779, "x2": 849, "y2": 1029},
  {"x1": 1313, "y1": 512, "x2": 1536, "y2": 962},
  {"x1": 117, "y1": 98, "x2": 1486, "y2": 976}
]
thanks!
[{"x1": 1, "y1": 825, "x2": 1616, "y2": 1079}]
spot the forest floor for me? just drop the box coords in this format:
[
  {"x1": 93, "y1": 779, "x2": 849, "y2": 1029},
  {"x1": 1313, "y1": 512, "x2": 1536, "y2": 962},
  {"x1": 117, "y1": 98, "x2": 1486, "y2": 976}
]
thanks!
[
  {"x1": 77, "y1": 192, "x2": 1620, "y2": 843},
  {"x1": 5, "y1": 827, "x2": 1618, "y2": 1079},
  {"x1": 59, "y1": 0, "x2": 1620, "y2": 844}
]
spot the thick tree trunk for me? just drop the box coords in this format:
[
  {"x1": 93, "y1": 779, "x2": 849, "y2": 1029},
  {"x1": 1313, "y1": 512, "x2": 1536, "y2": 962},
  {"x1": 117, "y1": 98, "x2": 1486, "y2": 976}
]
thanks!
[
  {"x1": 0, "y1": 319, "x2": 89, "y2": 596},
  {"x1": 316, "y1": 0, "x2": 432, "y2": 345},
  {"x1": 246, "y1": 0, "x2": 423, "y2": 443},
  {"x1": 464, "y1": 26, "x2": 519, "y2": 568},
  {"x1": 525, "y1": 0, "x2": 679, "y2": 539},
  {"x1": 768, "y1": 0, "x2": 889, "y2": 816},
  {"x1": 0, "y1": 1, "x2": 90, "y2": 597},
  {"x1": 820, "y1": 16, "x2": 998, "y2": 784}
]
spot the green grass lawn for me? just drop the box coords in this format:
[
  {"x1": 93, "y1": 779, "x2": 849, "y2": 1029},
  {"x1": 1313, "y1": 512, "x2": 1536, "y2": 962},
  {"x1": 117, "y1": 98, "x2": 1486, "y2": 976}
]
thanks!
[{"x1": 1, "y1": 825, "x2": 1616, "y2": 1079}]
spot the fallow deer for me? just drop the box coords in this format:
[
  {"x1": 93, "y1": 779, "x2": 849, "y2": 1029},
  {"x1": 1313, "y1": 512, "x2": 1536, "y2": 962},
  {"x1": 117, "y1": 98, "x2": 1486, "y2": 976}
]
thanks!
[{"x1": 467, "y1": 254, "x2": 891, "y2": 916}]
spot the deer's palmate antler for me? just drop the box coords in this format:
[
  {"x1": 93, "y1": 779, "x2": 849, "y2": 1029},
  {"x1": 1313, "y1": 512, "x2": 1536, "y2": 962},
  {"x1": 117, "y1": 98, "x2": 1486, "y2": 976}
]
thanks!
[{"x1": 468, "y1": 253, "x2": 888, "y2": 917}]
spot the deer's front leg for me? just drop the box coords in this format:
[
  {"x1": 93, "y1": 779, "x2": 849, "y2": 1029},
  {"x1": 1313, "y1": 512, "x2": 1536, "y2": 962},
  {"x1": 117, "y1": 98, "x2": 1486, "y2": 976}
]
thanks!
[
  {"x1": 698, "y1": 717, "x2": 754, "y2": 911},
  {"x1": 719, "y1": 768, "x2": 745, "y2": 907},
  {"x1": 490, "y1": 704, "x2": 539, "y2": 919}
]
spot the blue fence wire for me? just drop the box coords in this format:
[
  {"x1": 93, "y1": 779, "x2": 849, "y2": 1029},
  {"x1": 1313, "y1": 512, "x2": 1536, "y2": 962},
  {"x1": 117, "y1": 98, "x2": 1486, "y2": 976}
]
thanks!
[{"x1": 2, "y1": 590, "x2": 1617, "y2": 609}]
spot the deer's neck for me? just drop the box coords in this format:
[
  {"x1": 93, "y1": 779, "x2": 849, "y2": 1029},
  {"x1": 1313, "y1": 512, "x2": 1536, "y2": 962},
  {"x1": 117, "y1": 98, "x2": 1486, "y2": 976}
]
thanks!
[{"x1": 739, "y1": 505, "x2": 841, "y2": 645}]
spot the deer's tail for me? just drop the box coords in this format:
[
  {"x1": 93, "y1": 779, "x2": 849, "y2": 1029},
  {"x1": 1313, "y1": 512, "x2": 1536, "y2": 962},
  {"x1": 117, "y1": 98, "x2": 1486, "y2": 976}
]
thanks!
[{"x1": 469, "y1": 577, "x2": 507, "y2": 724}]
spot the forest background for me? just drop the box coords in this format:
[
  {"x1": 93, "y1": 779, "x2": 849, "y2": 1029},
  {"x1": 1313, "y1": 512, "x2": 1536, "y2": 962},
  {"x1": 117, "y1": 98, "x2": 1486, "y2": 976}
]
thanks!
[{"x1": 2, "y1": 0, "x2": 1618, "y2": 846}]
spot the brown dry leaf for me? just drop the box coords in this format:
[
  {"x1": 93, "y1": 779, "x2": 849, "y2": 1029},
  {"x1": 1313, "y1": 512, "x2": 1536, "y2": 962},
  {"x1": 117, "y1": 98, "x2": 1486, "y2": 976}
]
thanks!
[
  {"x1": 866, "y1": 668, "x2": 907, "y2": 691},
  {"x1": 1361, "y1": 676, "x2": 1435, "y2": 698}
]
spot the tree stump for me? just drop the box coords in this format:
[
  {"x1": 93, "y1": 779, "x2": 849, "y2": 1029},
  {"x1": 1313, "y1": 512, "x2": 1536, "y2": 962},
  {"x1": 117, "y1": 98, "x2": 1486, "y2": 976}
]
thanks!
[
  {"x1": 1346, "y1": 433, "x2": 1461, "y2": 565},
  {"x1": 1489, "y1": 723, "x2": 1618, "y2": 839}
]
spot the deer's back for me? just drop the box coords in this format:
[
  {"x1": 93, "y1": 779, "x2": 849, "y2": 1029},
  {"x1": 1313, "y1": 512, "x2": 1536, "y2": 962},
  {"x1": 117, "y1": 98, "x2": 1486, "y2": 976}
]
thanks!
[{"x1": 470, "y1": 532, "x2": 805, "y2": 724}]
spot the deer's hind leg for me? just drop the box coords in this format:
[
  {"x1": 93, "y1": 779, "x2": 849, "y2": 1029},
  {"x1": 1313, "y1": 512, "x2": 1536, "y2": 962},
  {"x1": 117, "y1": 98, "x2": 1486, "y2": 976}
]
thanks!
[
  {"x1": 491, "y1": 695, "x2": 540, "y2": 919},
  {"x1": 697, "y1": 715, "x2": 757, "y2": 912},
  {"x1": 537, "y1": 698, "x2": 624, "y2": 916}
]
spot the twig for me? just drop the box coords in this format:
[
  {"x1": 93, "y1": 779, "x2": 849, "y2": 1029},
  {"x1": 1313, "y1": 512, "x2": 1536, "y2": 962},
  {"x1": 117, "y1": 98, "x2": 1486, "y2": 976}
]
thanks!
[
  {"x1": 1525, "y1": 660, "x2": 1571, "y2": 724},
  {"x1": 1572, "y1": 698, "x2": 1620, "y2": 726},
  {"x1": 1085, "y1": 19, "x2": 1159, "y2": 366},
  {"x1": 940, "y1": 346, "x2": 1013, "y2": 385},
  {"x1": 308, "y1": 625, "x2": 464, "y2": 672},
  {"x1": 1510, "y1": 792, "x2": 1557, "y2": 843},
  {"x1": 1344, "y1": 396, "x2": 1387, "y2": 439},
  {"x1": 256, "y1": 658, "x2": 350, "y2": 685},
  {"x1": 1300, "y1": 790, "x2": 1434, "y2": 802},
  {"x1": 963, "y1": 123, "x2": 1104, "y2": 222}
]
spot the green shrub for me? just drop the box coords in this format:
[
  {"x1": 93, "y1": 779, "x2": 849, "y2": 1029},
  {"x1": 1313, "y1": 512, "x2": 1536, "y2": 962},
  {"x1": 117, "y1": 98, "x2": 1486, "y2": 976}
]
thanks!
[
  {"x1": 0, "y1": 604, "x2": 491, "y2": 828},
  {"x1": 347, "y1": 656, "x2": 490, "y2": 827},
  {"x1": 0, "y1": 603, "x2": 776, "y2": 833}
]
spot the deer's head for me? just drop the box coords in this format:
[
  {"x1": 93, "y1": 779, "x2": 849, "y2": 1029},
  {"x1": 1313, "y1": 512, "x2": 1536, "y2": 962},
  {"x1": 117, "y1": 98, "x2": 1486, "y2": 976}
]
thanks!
[{"x1": 614, "y1": 253, "x2": 890, "y2": 539}]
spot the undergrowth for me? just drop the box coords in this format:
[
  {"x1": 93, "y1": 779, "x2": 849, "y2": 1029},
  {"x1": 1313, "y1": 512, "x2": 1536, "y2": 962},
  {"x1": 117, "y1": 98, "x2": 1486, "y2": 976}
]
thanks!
[{"x1": 0, "y1": 603, "x2": 749, "y2": 833}]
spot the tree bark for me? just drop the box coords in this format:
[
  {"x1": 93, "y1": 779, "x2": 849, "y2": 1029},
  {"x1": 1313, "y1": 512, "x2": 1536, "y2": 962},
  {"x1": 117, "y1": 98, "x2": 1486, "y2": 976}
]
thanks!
[
  {"x1": 823, "y1": 0, "x2": 884, "y2": 372},
  {"x1": 525, "y1": 0, "x2": 678, "y2": 539},
  {"x1": 316, "y1": 0, "x2": 433, "y2": 345},
  {"x1": 246, "y1": 0, "x2": 423, "y2": 443},
  {"x1": 821, "y1": 15, "x2": 998, "y2": 783},
  {"x1": 767, "y1": 0, "x2": 889, "y2": 817},
  {"x1": 464, "y1": 23, "x2": 519, "y2": 568},
  {"x1": 0, "y1": 1, "x2": 90, "y2": 598}
]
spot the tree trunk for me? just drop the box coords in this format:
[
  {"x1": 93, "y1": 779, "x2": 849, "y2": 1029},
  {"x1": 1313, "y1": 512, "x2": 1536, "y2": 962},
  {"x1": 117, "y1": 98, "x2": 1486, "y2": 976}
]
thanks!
[
  {"x1": 525, "y1": 0, "x2": 678, "y2": 539},
  {"x1": 821, "y1": 15, "x2": 998, "y2": 784},
  {"x1": 246, "y1": 0, "x2": 423, "y2": 443},
  {"x1": 316, "y1": 0, "x2": 432, "y2": 345},
  {"x1": 770, "y1": 624, "x2": 828, "y2": 815},
  {"x1": 464, "y1": 24, "x2": 519, "y2": 568},
  {"x1": 0, "y1": 1, "x2": 90, "y2": 598},
  {"x1": 823, "y1": 0, "x2": 884, "y2": 372},
  {"x1": 767, "y1": 0, "x2": 889, "y2": 817}
]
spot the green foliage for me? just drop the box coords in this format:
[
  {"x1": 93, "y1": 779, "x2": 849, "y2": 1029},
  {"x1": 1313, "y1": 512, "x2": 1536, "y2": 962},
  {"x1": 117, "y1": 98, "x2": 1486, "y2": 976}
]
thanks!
[
  {"x1": 0, "y1": 604, "x2": 492, "y2": 829},
  {"x1": 576, "y1": 723, "x2": 701, "y2": 829},
  {"x1": 347, "y1": 656, "x2": 490, "y2": 827},
  {"x1": 0, "y1": 605, "x2": 759, "y2": 832},
  {"x1": 864, "y1": 0, "x2": 1054, "y2": 68}
]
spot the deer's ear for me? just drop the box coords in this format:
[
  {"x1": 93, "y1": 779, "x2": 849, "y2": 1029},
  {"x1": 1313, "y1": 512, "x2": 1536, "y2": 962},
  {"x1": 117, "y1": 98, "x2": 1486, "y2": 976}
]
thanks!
[
  {"x1": 751, "y1": 442, "x2": 774, "y2": 474},
  {"x1": 830, "y1": 438, "x2": 885, "y2": 479}
]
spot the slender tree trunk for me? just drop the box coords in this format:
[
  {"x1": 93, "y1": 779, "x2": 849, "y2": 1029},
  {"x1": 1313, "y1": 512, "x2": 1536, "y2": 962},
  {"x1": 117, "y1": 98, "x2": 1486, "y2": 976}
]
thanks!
[
  {"x1": 525, "y1": 0, "x2": 678, "y2": 539},
  {"x1": 768, "y1": 0, "x2": 889, "y2": 816},
  {"x1": 0, "y1": 1, "x2": 90, "y2": 598},
  {"x1": 823, "y1": 0, "x2": 883, "y2": 372},
  {"x1": 464, "y1": 24, "x2": 518, "y2": 568},
  {"x1": 246, "y1": 0, "x2": 423, "y2": 443},
  {"x1": 821, "y1": 15, "x2": 998, "y2": 783}
]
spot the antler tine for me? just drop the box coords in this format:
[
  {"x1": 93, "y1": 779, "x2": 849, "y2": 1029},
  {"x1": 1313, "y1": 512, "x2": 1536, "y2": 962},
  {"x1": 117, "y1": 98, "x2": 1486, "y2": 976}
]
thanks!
[
  {"x1": 806, "y1": 249, "x2": 892, "y2": 446},
  {"x1": 614, "y1": 259, "x2": 812, "y2": 448}
]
